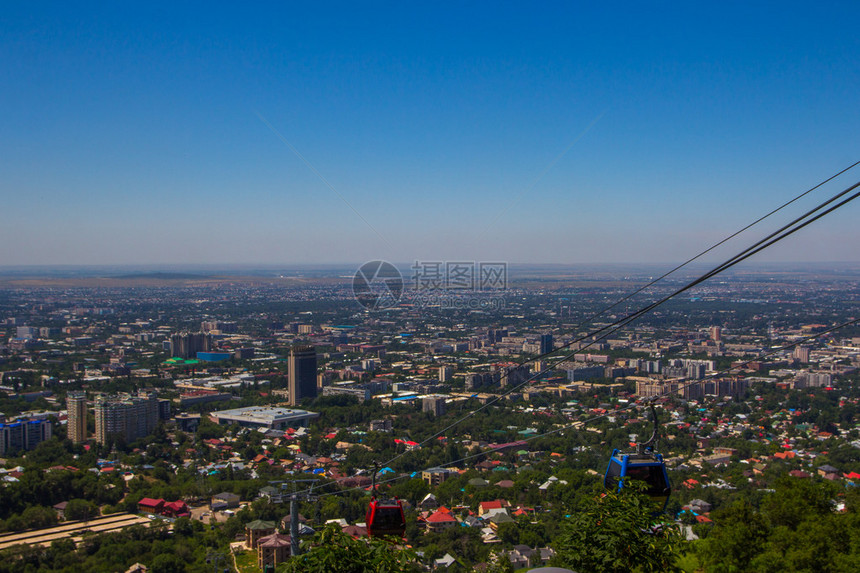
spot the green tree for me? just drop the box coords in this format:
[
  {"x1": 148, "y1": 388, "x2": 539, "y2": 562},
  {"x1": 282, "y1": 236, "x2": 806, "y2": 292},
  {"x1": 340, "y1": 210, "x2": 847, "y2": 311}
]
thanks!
[
  {"x1": 496, "y1": 521, "x2": 519, "y2": 546},
  {"x1": 695, "y1": 478, "x2": 860, "y2": 572},
  {"x1": 485, "y1": 556, "x2": 516, "y2": 573},
  {"x1": 279, "y1": 524, "x2": 421, "y2": 573},
  {"x1": 149, "y1": 553, "x2": 185, "y2": 573},
  {"x1": 21, "y1": 505, "x2": 59, "y2": 529},
  {"x1": 65, "y1": 498, "x2": 99, "y2": 521},
  {"x1": 695, "y1": 499, "x2": 769, "y2": 572},
  {"x1": 550, "y1": 483, "x2": 684, "y2": 573}
]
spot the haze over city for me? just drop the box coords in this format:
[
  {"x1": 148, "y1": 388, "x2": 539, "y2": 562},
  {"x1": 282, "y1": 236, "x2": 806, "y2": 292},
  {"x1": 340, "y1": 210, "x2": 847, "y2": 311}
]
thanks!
[{"x1": 2, "y1": 2, "x2": 859, "y2": 267}]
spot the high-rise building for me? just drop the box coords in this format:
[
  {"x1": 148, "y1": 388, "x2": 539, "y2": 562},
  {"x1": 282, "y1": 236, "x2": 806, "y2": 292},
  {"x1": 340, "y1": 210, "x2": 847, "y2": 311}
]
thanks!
[
  {"x1": 24, "y1": 419, "x2": 51, "y2": 450},
  {"x1": 466, "y1": 371, "x2": 501, "y2": 388},
  {"x1": 67, "y1": 391, "x2": 88, "y2": 443},
  {"x1": 16, "y1": 326, "x2": 38, "y2": 339},
  {"x1": 710, "y1": 326, "x2": 722, "y2": 342},
  {"x1": 794, "y1": 346, "x2": 810, "y2": 363},
  {"x1": 0, "y1": 418, "x2": 52, "y2": 456},
  {"x1": 793, "y1": 371, "x2": 831, "y2": 388},
  {"x1": 0, "y1": 421, "x2": 24, "y2": 456},
  {"x1": 288, "y1": 346, "x2": 317, "y2": 406},
  {"x1": 687, "y1": 363, "x2": 706, "y2": 380},
  {"x1": 94, "y1": 398, "x2": 126, "y2": 445},
  {"x1": 169, "y1": 332, "x2": 213, "y2": 359},
  {"x1": 422, "y1": 396, "x2": 446, "y2": 416},
  {"x1": 158, "y1": 399, "x2": 172, "y2": 421},
  {"x1": 438, "y1": 366, "x2": 453, "y2": 382},
  {"x1": 487, "y1": 328, "x2": 508, "y2": 343},
  {"x1": 500, "y1": 365, "x2": 529, "y2": 388},
  {"x1": 40, "y1": 326, "x2": 61, "y2": 338},
  {"x1": 701, "y1": 377, "x2": 749, "y2": 398},
  {"x1": 201, "y1": 320, "x2": 237, "y2": 333},
  {"x1": 539, "y1": 333, "x2": 554, "y2": 355},
  {"x1": 94, "y1": 391, "x2": 160, "y2": 445},
  {"x1": 643, "y1": 360, "x2": 662, "y2": 374},
  {"x1": 465, "y1": 373, "x2": 482, "y2": 390}
]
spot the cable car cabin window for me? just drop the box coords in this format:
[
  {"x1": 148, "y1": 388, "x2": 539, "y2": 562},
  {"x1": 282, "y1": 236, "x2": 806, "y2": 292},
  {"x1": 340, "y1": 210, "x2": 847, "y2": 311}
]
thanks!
[
  {"x1": 373, "y1": 506, "x2": 404, "y2": 529},
  {"x1": 624, "y1": 464, "x2": 669, "y2": 496},
  {"x1": 604, "y1": 458, "x2": 622, "y2": 488},
  {"x1": 368, "y1": 502, "x2": 405, "y2": 536}
]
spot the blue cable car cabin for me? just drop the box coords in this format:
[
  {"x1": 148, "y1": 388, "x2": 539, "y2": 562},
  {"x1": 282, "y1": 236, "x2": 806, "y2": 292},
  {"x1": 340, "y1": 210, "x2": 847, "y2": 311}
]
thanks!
[{"x1": 604, "y1": 449, "x2": 671, "y2": 511}]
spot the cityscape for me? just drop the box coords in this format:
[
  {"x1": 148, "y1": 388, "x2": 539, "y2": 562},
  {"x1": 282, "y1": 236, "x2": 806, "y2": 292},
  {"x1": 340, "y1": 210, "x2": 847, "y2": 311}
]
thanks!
[
  {"x1": 2, "y1": 2, "x2": 860, "y2": 572},
  {"x1": 0, "y1": 263, "x2": 859, "y2": 571}
]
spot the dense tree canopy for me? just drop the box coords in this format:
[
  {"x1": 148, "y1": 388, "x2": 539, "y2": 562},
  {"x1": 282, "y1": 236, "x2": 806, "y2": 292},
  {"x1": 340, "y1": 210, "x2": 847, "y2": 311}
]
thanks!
[
  {"x1": 551, "y1": 482, "x2": 684, "y2": 573},
  {"x1": 278, "y1": 524, "x2": 421, "y2": 573}
]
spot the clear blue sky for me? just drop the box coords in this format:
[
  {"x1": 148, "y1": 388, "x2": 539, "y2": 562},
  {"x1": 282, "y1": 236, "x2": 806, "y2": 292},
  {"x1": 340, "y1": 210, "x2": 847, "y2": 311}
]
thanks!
[{"x1": 2, "y1": 2, "x2": 859, "y2": 266}]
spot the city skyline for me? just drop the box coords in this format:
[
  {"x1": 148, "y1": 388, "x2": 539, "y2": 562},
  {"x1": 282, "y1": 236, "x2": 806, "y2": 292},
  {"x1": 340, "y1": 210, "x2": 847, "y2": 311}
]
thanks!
[{"x1": 2, "y1": 3, "x2": 860, "y2": 266}]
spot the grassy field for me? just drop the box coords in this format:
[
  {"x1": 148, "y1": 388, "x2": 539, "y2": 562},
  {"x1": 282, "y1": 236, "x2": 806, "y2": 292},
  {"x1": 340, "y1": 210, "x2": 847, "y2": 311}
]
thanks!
[{"x1": 233, "y1": 550, "x2": 260, "y2": 573}]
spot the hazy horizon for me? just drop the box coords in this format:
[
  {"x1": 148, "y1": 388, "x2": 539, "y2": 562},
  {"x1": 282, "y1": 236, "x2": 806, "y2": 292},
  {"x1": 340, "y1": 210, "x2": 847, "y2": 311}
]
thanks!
[{"x1": 1, "y1": 260, "x2": 859, "y2": 279}]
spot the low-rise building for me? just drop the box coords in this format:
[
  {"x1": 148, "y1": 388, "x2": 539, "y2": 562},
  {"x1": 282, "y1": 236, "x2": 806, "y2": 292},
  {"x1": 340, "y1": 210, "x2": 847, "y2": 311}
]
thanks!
[
  {"x1": 422, "y1": 467, "x2": 454, "y2": 486},
  {"x1": 209, "y1": 406, "x2": 319, "y2": 430},
  {"x1": 246, "y1": 520, "x2": 276, "y2": 549},
  {"x1": 425, "y1": 510, "x2": 458, "y2": 533},
  {"x1": 211, "y1": 492, "x2": 240, "y2": 510},
  {"x1": 257, "y1": 533, "x2": 291, "y2": 569}
]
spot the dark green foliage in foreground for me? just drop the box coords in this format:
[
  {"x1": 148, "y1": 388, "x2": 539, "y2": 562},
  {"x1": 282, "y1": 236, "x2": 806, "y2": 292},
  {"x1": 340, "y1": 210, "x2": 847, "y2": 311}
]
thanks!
[
  {"x1": 278, "y1": 524, "x2": 422, "y2": 573},
  {"x1": 550, "y1": 482, "x2": 684, "y2": 573}
]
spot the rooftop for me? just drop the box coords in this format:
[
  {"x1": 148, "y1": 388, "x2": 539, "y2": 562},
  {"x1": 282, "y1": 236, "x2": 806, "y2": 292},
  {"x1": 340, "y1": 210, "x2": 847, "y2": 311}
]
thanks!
[{"x1": 210, "y1": 406, "x2": 319, "y2": 428}]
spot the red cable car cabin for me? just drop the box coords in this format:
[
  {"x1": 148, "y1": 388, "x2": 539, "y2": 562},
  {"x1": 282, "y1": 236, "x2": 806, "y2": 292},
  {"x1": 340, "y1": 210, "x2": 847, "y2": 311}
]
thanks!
[{"x1": 365, "y1": 497, "x2": 406, "y2": 538}]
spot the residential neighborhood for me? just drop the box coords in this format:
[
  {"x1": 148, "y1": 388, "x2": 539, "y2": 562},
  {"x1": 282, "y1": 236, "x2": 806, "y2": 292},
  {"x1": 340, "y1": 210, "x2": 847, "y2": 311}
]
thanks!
[{"x1": 0, "y1": 266, "x2": 859, "y2": 571}]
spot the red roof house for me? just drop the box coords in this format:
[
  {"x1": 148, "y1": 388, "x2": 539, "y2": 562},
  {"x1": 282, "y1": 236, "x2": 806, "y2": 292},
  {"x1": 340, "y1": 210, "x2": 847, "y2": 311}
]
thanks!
[
  {"x1": 162, "y1": 500, "x2": 190, "y2": 518},
  {"x1": 478, "y1": 500, "x2": 505, "y2": 516},
  {"x1": 425, "y1": 510, "x2": 458, "y2": 532},
  {"x1": 138, "y1": 498, "x2": 165, "y2": 514}
]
